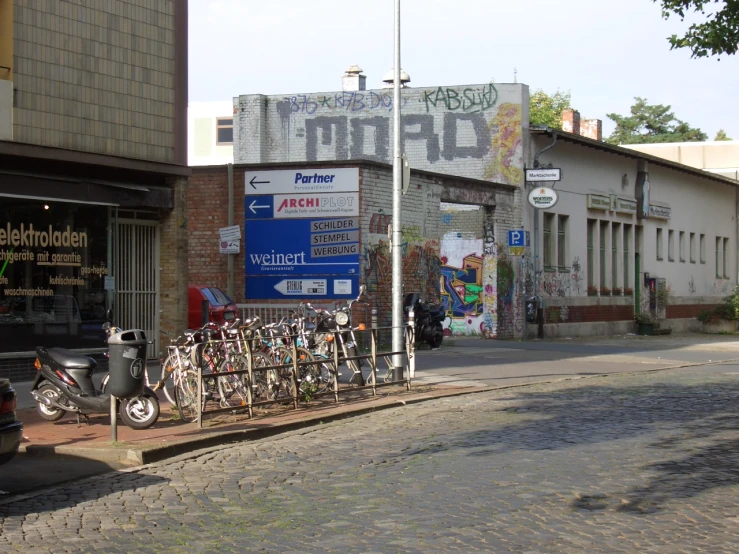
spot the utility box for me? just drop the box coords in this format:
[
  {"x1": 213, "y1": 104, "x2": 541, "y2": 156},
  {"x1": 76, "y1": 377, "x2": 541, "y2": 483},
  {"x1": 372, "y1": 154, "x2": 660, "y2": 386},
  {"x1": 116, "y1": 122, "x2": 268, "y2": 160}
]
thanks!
[{"x1": 107, "y1": 329, "x2": 148, "y2": 399}]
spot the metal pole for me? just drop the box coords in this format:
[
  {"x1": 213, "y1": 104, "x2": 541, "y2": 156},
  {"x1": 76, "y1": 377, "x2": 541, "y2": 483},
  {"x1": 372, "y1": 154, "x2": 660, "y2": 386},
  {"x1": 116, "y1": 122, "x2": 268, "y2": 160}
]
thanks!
[
  {"x1": 110, "y1": 395, "x2": 117, "y2": 443},
  {"x1": 407, "y1": 308, "x2": 415, "y2": 381},
  {"x1": 227, "y1": 163, "x2": 235, "y2": 299},
  {"x1": 391, "y1": 0, "x2": 404, "y2": 381},
  {"x1": 197, "y1": 346, "x2": 203, "y2": 429}
]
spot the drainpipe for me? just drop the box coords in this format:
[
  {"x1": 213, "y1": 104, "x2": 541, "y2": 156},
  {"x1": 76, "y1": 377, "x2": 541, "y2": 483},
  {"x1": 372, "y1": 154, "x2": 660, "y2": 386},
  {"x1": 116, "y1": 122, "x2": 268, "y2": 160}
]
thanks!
[
  {"x1": 227, "y1": 163, "x2": 234, "y2": 298},
  {"x1": 531, "y1": 131, "x2": 558, "y2": 338}
]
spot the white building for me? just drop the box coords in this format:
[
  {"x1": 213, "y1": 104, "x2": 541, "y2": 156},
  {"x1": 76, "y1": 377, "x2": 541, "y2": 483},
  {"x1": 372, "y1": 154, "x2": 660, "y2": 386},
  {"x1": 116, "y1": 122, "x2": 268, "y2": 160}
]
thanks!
[
  {"x1": 188, "y1": 101, "x2": 235, "y2": 166},
  {"x1": 622, "y1": 140, "x2": 739, "y2": 181}
]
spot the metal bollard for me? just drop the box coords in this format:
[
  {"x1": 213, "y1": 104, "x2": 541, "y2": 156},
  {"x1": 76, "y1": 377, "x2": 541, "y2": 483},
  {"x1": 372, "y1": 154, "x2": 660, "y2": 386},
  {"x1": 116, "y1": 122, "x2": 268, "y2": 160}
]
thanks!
[
  {"x1": 407, "y1": 309, "x2": 415, "y2": 383},
  {"x1": 110, "y1": 395, "x2": 117, "y2": 443}
]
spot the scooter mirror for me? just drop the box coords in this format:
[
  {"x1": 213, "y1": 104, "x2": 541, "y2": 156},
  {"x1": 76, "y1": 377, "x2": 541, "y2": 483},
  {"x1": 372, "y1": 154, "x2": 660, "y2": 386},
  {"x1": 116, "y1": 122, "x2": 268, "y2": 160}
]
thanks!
[
  {"x1": 358, "y1": 285, "x2": 366, "y2": 299},
  {"x1": 102, "y1": 321, "x2": 111, "y2": 330},
  {"x1": 105, "y1": 308, "x2": 113, "y2": 323}
]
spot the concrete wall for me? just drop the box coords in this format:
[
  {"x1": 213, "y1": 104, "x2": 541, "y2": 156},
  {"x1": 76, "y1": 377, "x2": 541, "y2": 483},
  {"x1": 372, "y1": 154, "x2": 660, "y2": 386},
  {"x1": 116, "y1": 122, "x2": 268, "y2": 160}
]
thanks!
[
  {"x1": 188, "y1": 101, "x2": 234, "y2": 166},
  {"x1": 234, "y1": 82, "x2": 529, "y2": 189},
  {"x1": 11, "y1": 0, "x2": 177, "y2": 162},
  {"x1": 530, "y1": 136, "x2": 738, "y2": 337}
]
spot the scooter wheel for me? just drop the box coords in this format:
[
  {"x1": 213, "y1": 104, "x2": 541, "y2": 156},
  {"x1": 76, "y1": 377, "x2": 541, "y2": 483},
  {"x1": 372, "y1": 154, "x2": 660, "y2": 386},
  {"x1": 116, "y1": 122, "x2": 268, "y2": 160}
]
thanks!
[
  {"x1": 119, "y1": 390, "x2": 160, "y2": 430},
  {"x1": 35, "y1": 383, "x2": 66, "y2": 421}
]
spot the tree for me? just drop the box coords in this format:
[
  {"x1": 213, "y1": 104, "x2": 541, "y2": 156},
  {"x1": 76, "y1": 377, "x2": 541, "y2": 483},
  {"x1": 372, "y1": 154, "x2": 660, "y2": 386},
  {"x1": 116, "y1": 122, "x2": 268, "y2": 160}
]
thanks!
[
  {"x1": 655, "y1": 0, "x2": 739, "y2": 58},
  {"x1": 606, "y1": 97, "x2": 707, "y2": 145},
  {"x1": 714, "y1": 129, "x2": 732, "y2": 141},
  {"x1": 529, "y1": 89, "x2": 572, "y2": 129}
]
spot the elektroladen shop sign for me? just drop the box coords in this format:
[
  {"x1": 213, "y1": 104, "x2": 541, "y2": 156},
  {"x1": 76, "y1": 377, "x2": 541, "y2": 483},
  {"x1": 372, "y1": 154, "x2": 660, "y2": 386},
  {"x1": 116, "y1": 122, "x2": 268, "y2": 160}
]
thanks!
[
  {"x1": 615, "y1": 198, "x2": 637, "y2": 214},
  {"x1": 587, "y1": 194, "x2": 611, "y2": 210},
  {"x1": 527, "y1": 187, "x2": 558, "y2": 209}
]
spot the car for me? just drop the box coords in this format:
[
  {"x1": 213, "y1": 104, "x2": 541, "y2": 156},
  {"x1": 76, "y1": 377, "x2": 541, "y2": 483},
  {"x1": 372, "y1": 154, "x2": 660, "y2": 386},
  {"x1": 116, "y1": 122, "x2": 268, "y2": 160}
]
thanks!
[
  {"x1": 0, "y1": 379, "x2": 23, "y2": 466},
  {"x1": 188, "y1": 285, "x2": 239, "y2": 329}
]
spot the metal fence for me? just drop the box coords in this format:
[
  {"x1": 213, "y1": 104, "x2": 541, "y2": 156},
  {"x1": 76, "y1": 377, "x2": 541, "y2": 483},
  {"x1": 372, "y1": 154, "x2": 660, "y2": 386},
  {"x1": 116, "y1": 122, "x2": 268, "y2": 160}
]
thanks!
[{"x1": 188, "y1": 322, "x2": 416, "y2": 429}]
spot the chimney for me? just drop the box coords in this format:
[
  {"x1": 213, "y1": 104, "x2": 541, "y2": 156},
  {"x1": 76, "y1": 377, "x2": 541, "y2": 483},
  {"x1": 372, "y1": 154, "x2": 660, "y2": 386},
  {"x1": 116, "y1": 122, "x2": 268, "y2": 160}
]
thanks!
[
  {"x1": 381, "y1": 68, "x2": 411, "y2": 89},
  {"x1": 342, "y1": 65, "x2": 366, "y2": 91},
  {"x1": 562, "y1": 109, "x2": 580, "y2": 135},
  {"x1": 581, "y1": 119, "x2": 603, "y2": 141}
]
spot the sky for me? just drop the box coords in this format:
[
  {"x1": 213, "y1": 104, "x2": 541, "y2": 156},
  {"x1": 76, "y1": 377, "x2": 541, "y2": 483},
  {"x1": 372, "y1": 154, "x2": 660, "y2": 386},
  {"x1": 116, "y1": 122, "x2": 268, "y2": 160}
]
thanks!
[{"x1": 188, "y1": 0, "x2": 739, "y2": 141}]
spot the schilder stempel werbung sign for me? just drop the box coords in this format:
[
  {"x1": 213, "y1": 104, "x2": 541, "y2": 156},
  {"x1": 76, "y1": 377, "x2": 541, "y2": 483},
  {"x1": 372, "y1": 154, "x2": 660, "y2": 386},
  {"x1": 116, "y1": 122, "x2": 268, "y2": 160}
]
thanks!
[{"x1": 527, "y1": 187, "x2": 559, "y2": 209}]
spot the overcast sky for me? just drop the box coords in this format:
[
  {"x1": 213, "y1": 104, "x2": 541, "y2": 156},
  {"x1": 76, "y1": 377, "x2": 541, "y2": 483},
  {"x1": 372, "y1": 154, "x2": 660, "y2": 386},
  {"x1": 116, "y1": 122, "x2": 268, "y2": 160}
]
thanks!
[{"x1": 189, "y1": 0, "x2": 739, "y2": 141}]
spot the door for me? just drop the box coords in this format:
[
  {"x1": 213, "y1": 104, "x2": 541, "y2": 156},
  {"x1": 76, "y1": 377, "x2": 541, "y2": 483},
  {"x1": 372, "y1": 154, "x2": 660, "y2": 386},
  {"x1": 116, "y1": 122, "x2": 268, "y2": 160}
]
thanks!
[{"x1": 115, "y1": 219, "x2": 160, "y2": 358}]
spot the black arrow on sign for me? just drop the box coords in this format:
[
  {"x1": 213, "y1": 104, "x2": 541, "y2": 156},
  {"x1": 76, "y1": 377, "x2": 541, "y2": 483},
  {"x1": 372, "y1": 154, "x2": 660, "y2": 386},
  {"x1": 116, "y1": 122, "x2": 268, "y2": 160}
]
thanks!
[{"x1": 249, "y1": 176, "x2": 270, "y2": 190}]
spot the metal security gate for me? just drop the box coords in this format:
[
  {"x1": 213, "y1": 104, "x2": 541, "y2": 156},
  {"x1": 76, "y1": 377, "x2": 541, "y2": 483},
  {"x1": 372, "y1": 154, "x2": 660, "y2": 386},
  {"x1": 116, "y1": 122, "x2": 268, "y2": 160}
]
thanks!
[{"x1": 115, "y1": 219, "x2": 160, "y2": 358}]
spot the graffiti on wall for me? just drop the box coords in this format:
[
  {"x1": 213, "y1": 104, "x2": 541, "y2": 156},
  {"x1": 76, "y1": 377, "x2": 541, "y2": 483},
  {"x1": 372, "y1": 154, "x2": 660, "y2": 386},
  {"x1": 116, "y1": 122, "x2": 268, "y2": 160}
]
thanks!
[
  {"x1": 422, "y1": 83, "x2": 498, "y2": 113},
  {"x1": 484, "y1": 103, "x2": 523, "y2": 186},
  {"x1": 286, "y1": 92, "x2": 409, "y2": 114},
  {"x1": 539, "y1": 257, "x2": 585, "y2": 297},
  {"x1": 440, "y1": 250, "x2": 484, "y2": 336}
]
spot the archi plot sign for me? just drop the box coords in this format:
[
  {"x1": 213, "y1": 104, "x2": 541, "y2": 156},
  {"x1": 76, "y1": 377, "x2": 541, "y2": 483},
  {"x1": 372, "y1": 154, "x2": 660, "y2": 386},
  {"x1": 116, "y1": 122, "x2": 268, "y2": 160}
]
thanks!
[{"x1": 244, "y1": 167, "x2": 361, "y2": 300}]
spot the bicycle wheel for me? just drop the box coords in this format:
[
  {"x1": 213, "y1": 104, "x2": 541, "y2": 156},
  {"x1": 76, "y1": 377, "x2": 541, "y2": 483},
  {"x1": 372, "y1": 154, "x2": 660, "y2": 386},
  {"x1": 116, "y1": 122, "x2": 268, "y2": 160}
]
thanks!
[
  {"x1": 216, "y1": 359, "x2": 249, "y2": 409},
  {"x1": 249, "y1": 351, "x2": 277, "y2": 402},
  {"x1": 271, "y1": 347, "x2": 297, "y2": 399},
  {"x1": 157, "y1": 353, "x2": 182, "y2": 406},
  {"x1": 174, "y1": 369, "x2": 199, "y2": 423}
]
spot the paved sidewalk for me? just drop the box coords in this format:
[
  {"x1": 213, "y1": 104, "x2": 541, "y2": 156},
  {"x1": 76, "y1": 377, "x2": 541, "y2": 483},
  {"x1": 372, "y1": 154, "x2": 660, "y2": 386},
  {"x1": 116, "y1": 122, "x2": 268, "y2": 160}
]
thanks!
[{"x1": 13, "y1": 332, "x2": 739, "y2": 471}]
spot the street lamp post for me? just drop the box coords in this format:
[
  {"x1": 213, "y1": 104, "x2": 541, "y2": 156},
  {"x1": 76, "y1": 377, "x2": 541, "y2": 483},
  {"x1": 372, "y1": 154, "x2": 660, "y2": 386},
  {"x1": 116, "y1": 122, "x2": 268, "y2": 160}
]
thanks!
[{"x1": 391, "y1": 0, "x2": 403, "y2": 380}]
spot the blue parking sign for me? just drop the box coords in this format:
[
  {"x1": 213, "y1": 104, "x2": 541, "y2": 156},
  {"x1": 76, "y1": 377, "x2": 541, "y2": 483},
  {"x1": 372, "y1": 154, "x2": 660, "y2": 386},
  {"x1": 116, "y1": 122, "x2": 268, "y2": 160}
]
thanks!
[{"x1": 507, "y1": 230, "x2": 530, "y2": 247}]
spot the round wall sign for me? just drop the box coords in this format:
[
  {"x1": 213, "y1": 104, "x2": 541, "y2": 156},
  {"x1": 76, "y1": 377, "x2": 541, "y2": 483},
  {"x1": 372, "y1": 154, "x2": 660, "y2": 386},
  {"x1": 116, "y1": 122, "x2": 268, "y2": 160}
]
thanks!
[{"x1": 528, "y1": 187, "x2": 559, "y2": 209}]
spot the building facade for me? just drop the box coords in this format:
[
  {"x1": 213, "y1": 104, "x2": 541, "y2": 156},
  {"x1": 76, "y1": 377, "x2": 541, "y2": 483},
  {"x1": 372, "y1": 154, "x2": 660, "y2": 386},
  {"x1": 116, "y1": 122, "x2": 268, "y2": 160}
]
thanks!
[
  {"x1": 623, "y1": 140, "x2": 739, "y2": 181},
  {"x1": 188, "y1": 101, "x2": 234, "y2": 166},
  {"x1": 0, "y1": 0, "x2": 189, "y2": 378}
]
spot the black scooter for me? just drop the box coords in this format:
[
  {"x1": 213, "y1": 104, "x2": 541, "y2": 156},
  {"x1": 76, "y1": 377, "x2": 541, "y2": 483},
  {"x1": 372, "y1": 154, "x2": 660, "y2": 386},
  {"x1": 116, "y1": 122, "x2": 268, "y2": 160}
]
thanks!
[
  {"x1": 30, "y1": 323, "x2": 160, "y2": 430},
  {"x1": 404, "y1": 292, "x2": 445, "y2": 349}
]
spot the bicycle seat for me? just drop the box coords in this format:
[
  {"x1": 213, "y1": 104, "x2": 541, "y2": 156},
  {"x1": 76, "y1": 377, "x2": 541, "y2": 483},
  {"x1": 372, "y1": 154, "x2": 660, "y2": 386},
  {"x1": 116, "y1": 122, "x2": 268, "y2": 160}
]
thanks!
[{"x1": 243, "y1": 317, "x2": 262, "y2": 331}]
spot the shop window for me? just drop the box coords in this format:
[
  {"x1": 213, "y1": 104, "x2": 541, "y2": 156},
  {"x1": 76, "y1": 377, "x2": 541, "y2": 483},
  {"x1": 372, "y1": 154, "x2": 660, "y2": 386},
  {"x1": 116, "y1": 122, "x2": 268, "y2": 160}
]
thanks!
[
  {"x1": 679, "y1": 231, "x2": 685, "y2": 262},
  {"x1": 600, "y1": 221, "x2": 608, "y2": 289},
  {"x1": 0, "y1": 199, "x2": 110, "y2": 353},
  {"x1": 700, "y1": 234, "x2": 705, "y2": 263},
  {"x1": 543, "y1": 213, "x2": 554, "y2": 269},
  {"x1": 611, "y1": 223, "x2": 620, "y2": 290},
  {"x1": 557, "y1": 215, "x2": 568, "y2": 269},
  {"x1": 623, "y1": 225, "x2": 631, "y2": 289},
  {"x1": 716, "y1": 237, "x2": 721, "y2": 278},
  {"x1": 723, "y1": 238, "x2": 730, "y2": 279},
  {"x1": 587, "y1": 219, "x2": 595, "y2": 288},
  {"x1": 216, "y1": 117, "x2": 234, "y2": 145},
  {"x1": 689, "y1": 232, "x2": 696, "y2": 263},
  {"x1": 668, "y1": 230, "x2": 675, "y2": 262},
  {"x1": 656, "y1": 228, "x2": 663, "y2": 261}
]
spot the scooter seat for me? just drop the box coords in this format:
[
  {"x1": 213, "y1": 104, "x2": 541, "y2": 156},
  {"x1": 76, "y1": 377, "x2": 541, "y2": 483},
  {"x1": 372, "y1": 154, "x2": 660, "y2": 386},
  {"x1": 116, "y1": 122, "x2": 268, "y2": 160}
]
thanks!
[{"x1": 47, "y1": 348, "x2": 98, "y2": 370}]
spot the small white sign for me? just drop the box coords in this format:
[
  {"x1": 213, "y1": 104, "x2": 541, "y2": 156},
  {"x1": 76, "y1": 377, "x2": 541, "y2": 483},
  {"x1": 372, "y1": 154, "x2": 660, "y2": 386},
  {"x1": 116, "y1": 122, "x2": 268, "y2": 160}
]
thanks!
[
  {"x1": 219, "y1": 225, "x2": 241, "y2": 241},
  {"x1": 245, "y1": 168, "x2": 359, "y2": 195},
  {"x1": 220, "y1": 239, "x2": 240, "y2": 255},
  {"x1": 334, "y1": 279, "x2": 352, "y2": 295},
  {"x1": 273, "y1": 192, "x2": 359, "y2": 219},
  {"x1": 527, "y1": 187, "x2": 559, "y2": 209},
  {"x1": 274, "y1": 279, "x2": 327, "y2": 296},
  {"x1": 104, "y1": 276, "x2": 115, "y2": 291},
  {"x1": 525, "y1": 168, "x2": 561, "y2": 182}
]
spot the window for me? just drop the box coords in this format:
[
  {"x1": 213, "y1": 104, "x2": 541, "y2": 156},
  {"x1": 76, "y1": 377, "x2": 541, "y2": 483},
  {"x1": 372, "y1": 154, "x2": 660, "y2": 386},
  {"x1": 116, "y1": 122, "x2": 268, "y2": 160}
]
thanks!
[
  {"x1": 624, "y1": 225, "x2": 631, "y2": 289},
  {"x1": 587, "y1": 219, "x2": 596, "y2": 288},
  {"x1": 724, "y1": 238, "x2": 730, "y2": 279},
  {"x1": 557, "y1": 215, "x2": 568, "y2": 269},
  {"x1": 543, "y1": 213, "x2": 554, "y2": 269},
  {"x1": 668, "y1": 230, "x2": 675, "y2": 262},
  {"x1": 216, "y1": 117, "x2": 234, "y2": 145},
  {"x1": 656, "y1": 228, "x2": 663, "y2": 260},
  {"x1": 716, "y1": 237, "x2": 721, "y2": 278},
  {"x1": 679, "y1": 231, "x2": 685, "y2": 262},
  {"x1": 690, "y1": 232, "x2": 696, "y2": 263},
  {"x1": 700, "y1": 234, "x2": 706, "y2": 263},
  {"x1": 600, "y1": 221, "x2": 608, "y2": 289},
  {"x1": 611, "y1": 223, "x2": 620, "y2": 290}
]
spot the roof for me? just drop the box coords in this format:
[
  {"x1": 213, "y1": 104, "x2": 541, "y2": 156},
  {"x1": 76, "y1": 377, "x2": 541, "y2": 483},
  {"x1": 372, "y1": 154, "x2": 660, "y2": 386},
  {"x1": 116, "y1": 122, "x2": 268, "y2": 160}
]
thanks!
[{"x1": 530, "y1": 127, "x2": 739, "y2": 188}]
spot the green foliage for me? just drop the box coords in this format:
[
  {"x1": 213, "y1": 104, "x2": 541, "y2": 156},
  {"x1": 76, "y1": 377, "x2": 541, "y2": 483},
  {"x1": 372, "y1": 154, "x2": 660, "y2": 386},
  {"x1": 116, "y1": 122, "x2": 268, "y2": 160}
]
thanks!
[
  {"x1": 606, "y1": 97, "x2": 707, "y2": 145},
  {"x1": 714, "y1": 129, "x2": 732, "y2": 141},
  {"x1": 655, "y1": 0, "x2": 739, "y2": 58},
  {"x1": 634, "y1": 310, "x2": 657, "y2": 323},
  {"x1": 529, "y1": 89, "x2": 572, "y2": 129},
  {"x1": 696, "y1": 286, "x2": 739, "y2": 323}
]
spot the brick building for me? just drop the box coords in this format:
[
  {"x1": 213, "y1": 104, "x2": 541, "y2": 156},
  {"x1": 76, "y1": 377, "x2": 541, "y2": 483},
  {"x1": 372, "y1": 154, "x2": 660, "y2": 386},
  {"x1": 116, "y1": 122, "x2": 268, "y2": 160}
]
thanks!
[{"x1": 0, "y1": 0, "x2": 189, "y2": 377}]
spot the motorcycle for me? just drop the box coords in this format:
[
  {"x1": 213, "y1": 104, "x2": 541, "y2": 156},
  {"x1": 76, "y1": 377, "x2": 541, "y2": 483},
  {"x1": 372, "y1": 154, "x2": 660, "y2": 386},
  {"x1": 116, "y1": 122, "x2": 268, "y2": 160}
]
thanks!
[
  {"x1": 404, "y1": 292, "x2": 445, "y2": 349},
  {"x1": 312, "y1": 285, "x2": 367, "y2": 386},
  {"x1": 30, "y1": 318, "x2": 160, "y2": 430}
]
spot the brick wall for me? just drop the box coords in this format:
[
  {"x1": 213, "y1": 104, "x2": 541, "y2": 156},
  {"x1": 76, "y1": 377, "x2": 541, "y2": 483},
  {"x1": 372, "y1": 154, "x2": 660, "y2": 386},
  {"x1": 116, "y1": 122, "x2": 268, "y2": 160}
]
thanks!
[
  {"x1": 544, "y1": 304, "x2": 634, "y2": 324},
  {"x1": 666, "y1": 304, "x2": 721, "y2": 319}
]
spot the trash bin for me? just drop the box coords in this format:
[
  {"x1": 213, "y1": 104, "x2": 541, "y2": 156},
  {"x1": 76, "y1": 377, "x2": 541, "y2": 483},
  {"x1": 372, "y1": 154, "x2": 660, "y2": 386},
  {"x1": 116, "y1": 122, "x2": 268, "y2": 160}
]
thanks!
[
  {"x1": 107, "y1": 329, "x2": 148, "y2": 399},
  {"x1": 525, "y1": 297, "x2": 539, "y2": 324}
]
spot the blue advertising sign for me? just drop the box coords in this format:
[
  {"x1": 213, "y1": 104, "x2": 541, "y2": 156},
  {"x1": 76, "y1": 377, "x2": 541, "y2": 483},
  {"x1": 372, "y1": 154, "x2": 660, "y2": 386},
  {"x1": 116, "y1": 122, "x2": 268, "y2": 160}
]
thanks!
[
  {"x1": 245, "y1": 217, "x2": 360, "y2": 277},
  {"x1": 246, "y1": 275, "x2": 360, "y2": 300}
]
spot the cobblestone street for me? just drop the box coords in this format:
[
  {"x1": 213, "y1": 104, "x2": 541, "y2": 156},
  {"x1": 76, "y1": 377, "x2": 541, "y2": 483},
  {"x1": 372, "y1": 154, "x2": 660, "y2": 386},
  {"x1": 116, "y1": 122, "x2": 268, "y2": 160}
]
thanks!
[{"x1": 3, "y1": 366, "x2": 739, "y2": 553}]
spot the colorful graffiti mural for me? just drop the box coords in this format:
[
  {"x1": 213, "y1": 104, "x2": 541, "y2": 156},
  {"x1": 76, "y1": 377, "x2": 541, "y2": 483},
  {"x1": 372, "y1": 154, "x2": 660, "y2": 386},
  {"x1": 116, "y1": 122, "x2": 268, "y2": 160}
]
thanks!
[{"x1": 439, "y1": 237, "x2": 484, "y2": 336}]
